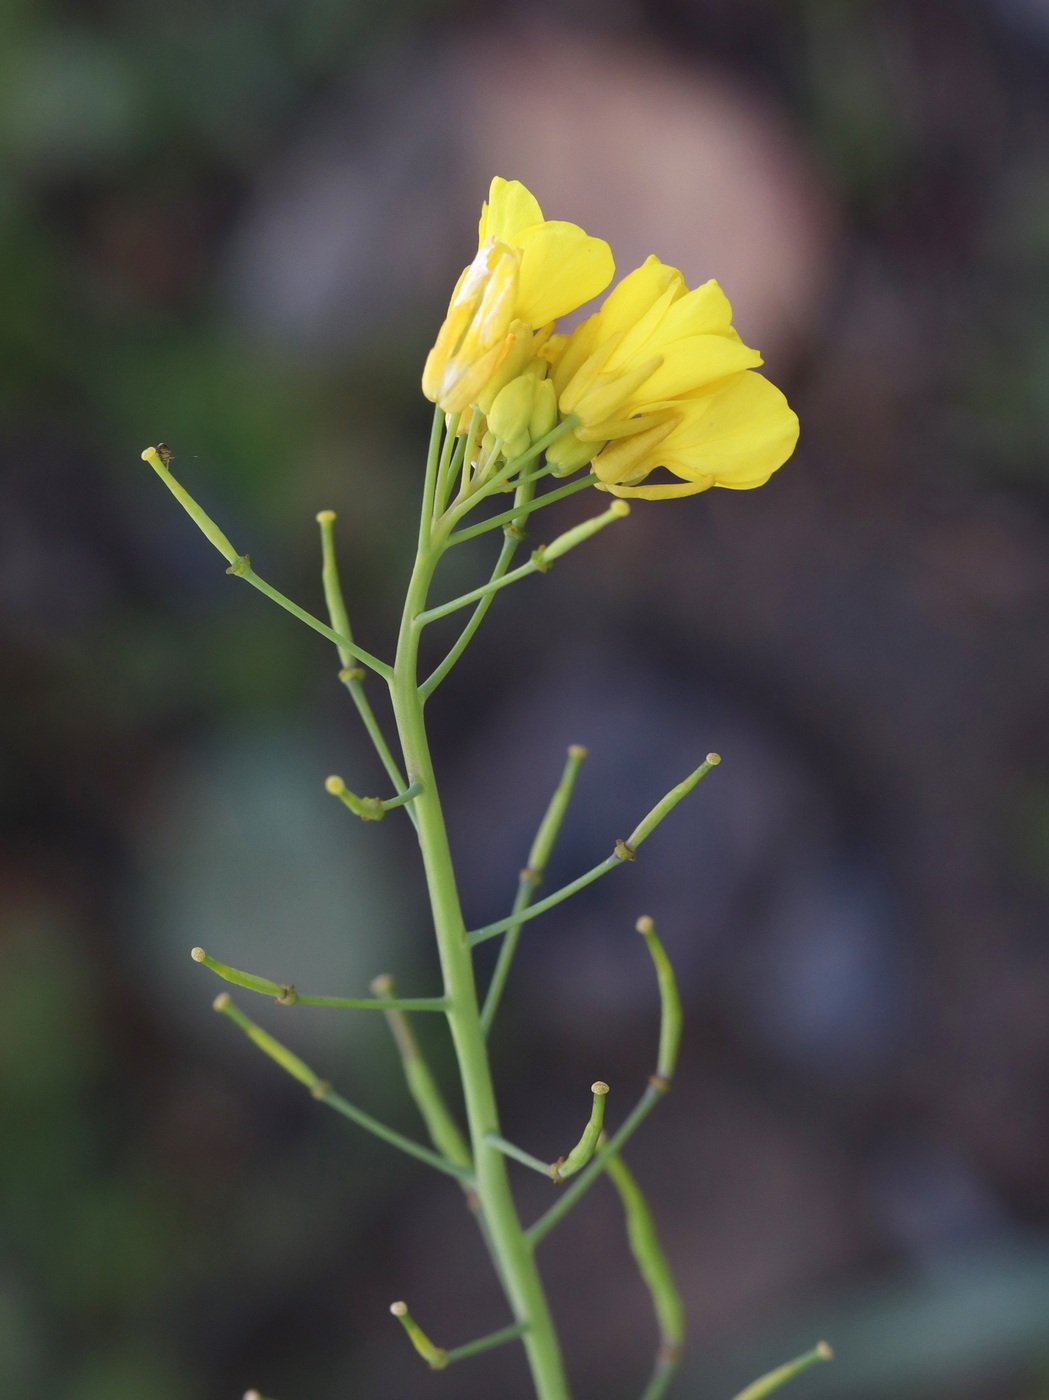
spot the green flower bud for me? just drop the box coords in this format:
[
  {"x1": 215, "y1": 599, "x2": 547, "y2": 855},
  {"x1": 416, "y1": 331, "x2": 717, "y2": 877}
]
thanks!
[
  {"x1": 488, "y1": 373, "x2": 535, "y2": 445},
  {"x1": 546, "y1": 430, "x2": 599, "y2": 477},
  {"x1": 529, "y1": 378, "x2": 558, "y2": 442}
]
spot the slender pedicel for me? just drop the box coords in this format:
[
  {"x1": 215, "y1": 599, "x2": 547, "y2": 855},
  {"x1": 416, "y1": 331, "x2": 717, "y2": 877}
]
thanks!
[
  {"x1": 192, "y1": 949, "x2": 447, "y2": 1010},
  {"x1": 371, "y1": 974, "x2": 473, "y2": 1170},
  {"x1": 481, "y1": 744, "x2": 588, "y2": 1034},
  {"x1": 324, "y1": 775, "x2": 424, "y2": 821},
  {"x1": 140, "y1": 448, "x2": 392, "y2": 679},
  {"x1": 316, "y1": 509, "x2": 417, "y2": 829},
  {"x1": 469, "y1": 755, "x2": 720, "y2": 947},
  {"x1": 212, "y1": 994, "x2": 472, "y2": 1181}
]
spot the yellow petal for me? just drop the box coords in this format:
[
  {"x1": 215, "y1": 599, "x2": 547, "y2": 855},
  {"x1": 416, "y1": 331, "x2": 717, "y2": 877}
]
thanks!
[
  {"x1": 595, "y1": 256, "x2": 684, "y2": 342},
  {"x1": 620, "y1": 335, "x2": 761, "y2": 406},
  {"x1": 479, "y1": 177, "x2": 544, "y2": 245},
  {"x1": 515, "y1": 221, "x2": 615, "y2": 326},
  {"x1": 551, "y1": 314, "x2": 599, "y2": 397},
  {"x1": 592, "y1": 418, "x2": 677, "y2": 483},
  {"x1": 572, "y1": 355, "x2": 663, "y2": 428},
  {"x1": 662, "y1": 371, "x2": 799, "y2": 488},
  {"x1": 651, "y1": 279, "x2": 738, "y2": 345}
]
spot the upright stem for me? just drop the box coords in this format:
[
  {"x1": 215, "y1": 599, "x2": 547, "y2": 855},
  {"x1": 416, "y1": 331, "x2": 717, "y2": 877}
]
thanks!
[{"x1": 390, "y1": 543, "x2": 571, "y2": 1400}]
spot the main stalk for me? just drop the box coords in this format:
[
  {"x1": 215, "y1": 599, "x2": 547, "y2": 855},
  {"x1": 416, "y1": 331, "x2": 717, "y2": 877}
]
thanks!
[{"x1": 390, "y1": 542, "x2": 570, "y2": 1400}]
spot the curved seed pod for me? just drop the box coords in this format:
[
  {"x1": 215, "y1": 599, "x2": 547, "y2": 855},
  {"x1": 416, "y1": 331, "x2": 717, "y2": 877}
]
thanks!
[{"x1": 552, "y1": 1082, "x2": 609, "y2": 1181}]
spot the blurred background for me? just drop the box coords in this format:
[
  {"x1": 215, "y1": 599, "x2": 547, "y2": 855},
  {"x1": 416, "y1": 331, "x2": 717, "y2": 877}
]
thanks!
[{"x1": 7, "y1": 1, "x2": 1049, "y2": 1397}]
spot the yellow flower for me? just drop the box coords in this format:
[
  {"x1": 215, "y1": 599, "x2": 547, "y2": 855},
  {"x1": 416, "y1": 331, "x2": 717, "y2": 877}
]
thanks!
[
  {"x1": 545, "y1": 255, "x2": 798, "y2": 497},
  {"x1": 422, "y1": 178, "x2": 614, "y2": 416}
]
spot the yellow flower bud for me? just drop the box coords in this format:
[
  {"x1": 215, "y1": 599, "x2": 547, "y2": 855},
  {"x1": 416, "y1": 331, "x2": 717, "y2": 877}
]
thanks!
[
  {"x1": 489, "y1": 374, "x2": 535, "y2": 444},
  {"x1": 422, "y1": 239, "x2": 520, "y2": 415}
]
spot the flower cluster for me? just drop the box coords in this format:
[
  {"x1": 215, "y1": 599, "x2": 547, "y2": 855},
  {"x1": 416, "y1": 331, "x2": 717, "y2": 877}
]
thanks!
[{"x1": 423, "y1": 178, "x2": 799, "y2": 499}]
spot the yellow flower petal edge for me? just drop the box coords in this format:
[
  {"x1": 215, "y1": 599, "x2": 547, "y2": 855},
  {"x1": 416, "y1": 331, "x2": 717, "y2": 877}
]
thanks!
[
  {"x1": 593, "y1": 370, "x2": 799, "y2": 498},
  {"x1": 424, "y1": 179, "x2": 614, "y2": 416}
]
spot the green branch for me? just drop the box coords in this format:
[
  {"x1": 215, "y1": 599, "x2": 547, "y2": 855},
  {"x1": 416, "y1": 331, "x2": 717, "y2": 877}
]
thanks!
[
  {"x1": 140, "y1": 448, "x2": 392, "y2": 680},
  {"x1": 447, "y1": 476, "x2": 598, "y2": 546},
  {"x1": 481, "y1": 744, "x2": 588, "y2": 1032},
  {"x1": 315, "y1": 509, "x2": 417, "y2": 828},
  {"x1": 445, "y1": 1322, "x2": 530, "y2": 1364},
  {"x1": 212, "y1": 994, "x2": 472, "y2": 1182},
  {"x1": 324, "y1": 775, "x2": 423, "y2": 821},
  {"x1": 372, "y1": 974, "x2": 472, "y2": 1170},
  {"x1": 468, "y1": 754, "x2": 720, "y2": 948},
  {"x1": 190, "y1": 948, "x2": 447, "y2": 1010},
  {"x1": 420, "y1": 533, "x2": 518, "y2": 698},
  {"x1": 418, "y1": 501, "x2": 629, "y2": 626},
  {"x1": 484, "y1": 1134, "x2": 555, "y2": 1178},
  {"x1": 525, "y1": 916, "x2": 684, "y2": 1246}
]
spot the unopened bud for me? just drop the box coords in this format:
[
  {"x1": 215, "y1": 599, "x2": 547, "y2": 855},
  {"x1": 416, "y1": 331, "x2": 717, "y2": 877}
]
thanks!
[
  {"x1": 546, "y1": 431, "x2": 598, "y2": 477},
  {"x1": 489, "y1": 374, "x2": 535, "y2": 445},
  {"x1": 529, "y1": 378, "x2": 558, "y2": 441}
]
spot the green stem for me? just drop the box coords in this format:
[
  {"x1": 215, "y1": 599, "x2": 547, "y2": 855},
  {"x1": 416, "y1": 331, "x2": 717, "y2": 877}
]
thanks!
[
  {"x1": 316, "y1": 509, "x2": 417, "y2": 829},
  {"x1": 140, "y1": 448, "x2": 391, "y2": 679},
  {"x1": 485, "y1": 1134, "x2": 556, "y2": 1178},
  {"x1": 191, "y1": 948, "x2": 447, "y2": 1010},
  {"x1": 421, "y1": 465, "x2": 539, "y2": 699},
  {"x1": 372, "y1": 975, "x2": 473, "y2": 1169},
  {"x1": 448, "y1": 476, "x2": 598, "y2": 546},
  {"x1": 445, "y1": 1322, "x2": 530, "y2": 1364},
  {"x1": 470, "y1": 854, "x2": 623, "y2": 947},
  {"x1": 212, "y1": 994, "x2": 472, "y2": 1181},
  {"x1": 391, "y1": 543, "x2": 572, "y2": 1400},
  {"x1": 235, "y1": 560, "x2": 392, "y2": 680},
  {"x1": 418, "y1": 502, "x2": 629, "y2": 627},
  {"x1": 527, "y1": 918, "x2": 684, "y2": 1245},
  {"x1": 481, "y1": 744, "x2": 588, "y2": 1034},
  {"x1": 470, "y1": 754, "x2": 721, "y2": 948},
  {"x1": 420, "y1": 533, "x2": 518, "y2": 699}
]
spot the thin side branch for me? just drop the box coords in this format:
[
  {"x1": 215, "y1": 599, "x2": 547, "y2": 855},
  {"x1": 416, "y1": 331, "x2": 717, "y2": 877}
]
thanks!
[
  {"x1": 481, "y1": 745, "x2": 588, "y2": 1033},
  {"x1": 212, "y1": 994, "x2": 473, "y2": 1182},
  {"x1": 191, "y1": 948, "x2": 447, "y2": 1010},
  {"x1": 468, "y1": 754, "x2": 720, "y2": 948}
]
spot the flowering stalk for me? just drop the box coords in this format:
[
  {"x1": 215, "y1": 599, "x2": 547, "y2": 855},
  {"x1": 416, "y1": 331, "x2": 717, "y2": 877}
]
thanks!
[{"x1": 140, "y1": 176, "x2": 823, "y2": 1400}]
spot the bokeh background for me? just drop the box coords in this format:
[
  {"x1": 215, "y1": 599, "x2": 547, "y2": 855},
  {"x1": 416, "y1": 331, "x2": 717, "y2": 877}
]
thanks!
[{"x1": 7, "y1": 1, "x2": 1049, "y2": 1397}]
